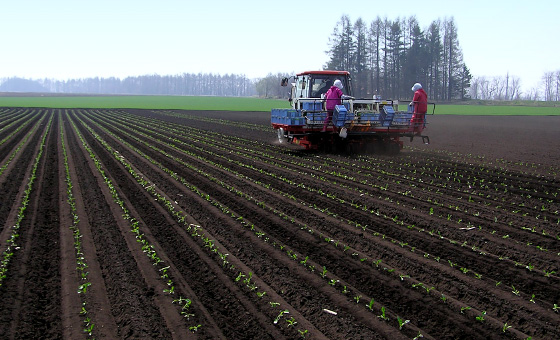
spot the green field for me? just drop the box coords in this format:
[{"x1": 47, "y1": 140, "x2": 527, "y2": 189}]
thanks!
[
  {"x1": 0, "y1": 95, "x2": 287, "y2": 112},
  {"x1": 0, "y1": 95, "x2": 559, "y2": 115}
]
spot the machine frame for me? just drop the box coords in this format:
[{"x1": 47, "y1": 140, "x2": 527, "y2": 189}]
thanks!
[{"x1": 272, "y1": 70, "x2": 434, "y2": 154}]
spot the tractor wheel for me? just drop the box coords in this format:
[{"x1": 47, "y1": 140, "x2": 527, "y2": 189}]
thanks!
[
  {"x1": 345, "y1": 142, "x2": 356, "y2": 155},
  {"x1": 277, "y1": 128, "x2": 287, "y2": 143},
  {"x1": 386, "y1": 142, "x2": 400, "y2": 155},
  {"x1": 366, "y1": 140, "x2": 384, "y2": 154}
]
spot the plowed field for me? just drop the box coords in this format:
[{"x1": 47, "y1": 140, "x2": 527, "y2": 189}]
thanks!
[{"x1": 0, "y1": 107, "x2": 558, "y2": 340}]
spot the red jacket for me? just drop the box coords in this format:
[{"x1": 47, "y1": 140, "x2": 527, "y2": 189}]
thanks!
[
  {"x1": 412, "y1": 88, "x2": 428, "y2": 114},
  {"x1": 324, "y1": 86, "x2": 343, "y2": 110}
]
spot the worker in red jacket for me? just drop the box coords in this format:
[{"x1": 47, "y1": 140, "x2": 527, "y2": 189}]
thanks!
[
  {"x1": 411, "y1": 83, "x2": 427, "y2": 113},
  {"x1": 410, "y1": 83, "x2": 427, "y2": 133}
]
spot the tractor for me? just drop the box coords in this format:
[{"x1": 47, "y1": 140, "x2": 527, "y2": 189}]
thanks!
[{"x1": 271, "y1": 70, "x2": 434, "y2": 154}]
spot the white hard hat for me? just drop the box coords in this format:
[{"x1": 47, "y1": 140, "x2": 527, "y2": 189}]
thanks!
[
  {"x1": 334, "y1": 79, "x2": 343, "y2": 89},
  {"x1": 412, "y1": 83, "x2": 422, "y2": 91}
]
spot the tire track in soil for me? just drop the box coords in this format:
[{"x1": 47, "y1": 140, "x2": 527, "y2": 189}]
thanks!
[
  {"x1": 0, "y1": 109, "x2": 41, "y2": 165},
  {"x1": 60, "y1": 113, "x2": 120, "y2": 340},
  {"x1": 77, "y1": 109, "x2": 329, "y2": 340},
  {"x1": 0, "y1": 112, "x2": 46, "y2": 236},
  {"x1": 0, "y1": 110, "x2": 51, "y2": 338},
  {"x1": 67, "y1": 113, "x2": 174, "y2": 339},
  {"x1": 0, "y1": 111, "x2": 62, "y2": 339}
]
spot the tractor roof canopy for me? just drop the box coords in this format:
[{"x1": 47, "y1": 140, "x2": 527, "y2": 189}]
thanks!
[
  {"x1": 296, "y1": 70, "x2": 350, "y2": 76},
  {"x1": 294, "y1": 71, "x2": 352, "y2": 98}
]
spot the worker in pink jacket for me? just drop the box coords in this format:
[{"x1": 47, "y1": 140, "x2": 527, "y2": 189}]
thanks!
[{"x1": 322, "y1": 79, "x2": 352, "y2": 132}]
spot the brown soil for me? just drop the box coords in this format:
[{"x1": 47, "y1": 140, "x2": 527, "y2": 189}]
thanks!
[{"x1": 0, "y1": 107, "x2": 558, "y2": 340}]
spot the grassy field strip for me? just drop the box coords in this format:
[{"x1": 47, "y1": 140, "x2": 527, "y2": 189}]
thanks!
[
  {"x1": 1, "y1": 95, "x2": 559, "y2": 115},
  {"x1": 0, "y1": 96, "x2": 286, "y2": 112}
]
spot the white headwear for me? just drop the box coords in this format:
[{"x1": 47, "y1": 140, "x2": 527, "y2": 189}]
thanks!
[
  {"x1": 411, "y1": 83, "x2": 422, "y2": 92},
  {"x1": 334, "y1": 79, "x2": 343, "y2": 89}
]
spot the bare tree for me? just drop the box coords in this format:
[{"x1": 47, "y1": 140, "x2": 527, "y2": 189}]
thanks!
[{"x1": 541, "y1": 71, "x2": 555, "y2": 101}]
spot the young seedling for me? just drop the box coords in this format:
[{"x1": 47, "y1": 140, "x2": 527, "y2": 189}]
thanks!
[
  {"x1": 476, "y1": 310, "x2": 486, "y2": 322},
  {"x1": 77, "y1": 282, "x2": 91, "y2": 294},
  {"x1": 423, "y1": 286, "x2": 435, "y2": 294},
  {"x1": 83, "y1": 320, "x2": 94, "y2": 336},
  {"x1": 320, "y1": 266, "x2": 328, "y2": 278},
  {"x1": 543, "y1": 270, "x2": 556, "y2": 277},
  {"x1": 397, "y1": 316, "x2": 410, "y2": 330},
  {"x1": 354, "y1": 295, "x2": 361, "y2": 304},
  {"x1": 243, "y1": 272, "x2": 253, "y2": 285},
  {"x1": 366, "y1": 298, "x2": 375, "y2": 311},
  {"x1": 286, "y1": 317, "x2": 297, "y2": 327},
  {"x1": 503, "y1": 323, "x2": 512, "y2": 332},
  {"x1": 378, "y1": 306, "x2": 389, "y2": 321},
  {"x1": 189, "y1": 324, "x2": 201, "y2": 332},
  {"x1": 235, "y1": 272, "x2": 245, "y2": 282},
  {"x1": 273, "y1": 310, "x2": 289, "y2": 324}
]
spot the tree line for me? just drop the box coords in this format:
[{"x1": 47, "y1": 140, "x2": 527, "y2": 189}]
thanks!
[
  {"x1": 469, "y1": 71, "x2": 560, "y2": 101},
  {"x1": 0, "y1": 73, "x2": 257, "y2": 97},
  {"x1": 322, "y1": 15, "x2": 471, "y2": 101}
]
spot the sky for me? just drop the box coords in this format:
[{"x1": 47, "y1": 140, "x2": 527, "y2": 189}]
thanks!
[{"x1": 1, "y1": 0, "x2": 558, "y2": 93}]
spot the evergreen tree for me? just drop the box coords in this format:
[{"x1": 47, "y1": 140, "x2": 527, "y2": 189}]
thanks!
[
  {"x1": 353, "y1": 18, "x2": 368, "y2": 97},
  {"x1": 425, "y1": 20, "x2": 443, "y2": 100},
  {"x1": 403, "y1": 19, "x2": 428, "y2": 98},
  {"x1": 385, "y1": 19, "x2": 405, "y2": 98},
  {"x1": 367, "y1": 17, "x2": 383, "y2": 94},
  {"x1": 324, "y1": 15, "x2": 355, "y2": 71}
]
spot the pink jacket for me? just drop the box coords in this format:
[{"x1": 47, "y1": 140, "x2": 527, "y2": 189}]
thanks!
[{"x1": 324, "y1": 86, "x2": 344, "y2": 110}]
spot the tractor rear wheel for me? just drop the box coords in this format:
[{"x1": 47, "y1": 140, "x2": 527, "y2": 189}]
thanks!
[
  {"x1": 386, "y1": 142, "x2": 400, "y2": 155},
  {"x1": 277, "y1": 128, "x2": 287, "y2": 143}
]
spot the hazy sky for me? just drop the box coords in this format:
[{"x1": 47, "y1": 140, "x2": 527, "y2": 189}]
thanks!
[{"x1": 1, "y1": 0, "x2": 557, "y2": 93}]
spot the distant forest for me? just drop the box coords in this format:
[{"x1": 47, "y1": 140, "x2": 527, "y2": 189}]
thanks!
[
  {"x1": 1, "y1": 15, "x2": 559, "y2": 101},
  {"x1": 0, "y1": 74, "x2": 257, "y2": 97}
]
